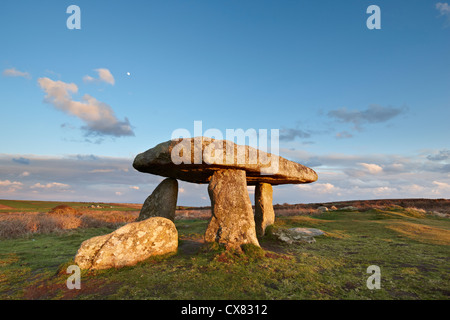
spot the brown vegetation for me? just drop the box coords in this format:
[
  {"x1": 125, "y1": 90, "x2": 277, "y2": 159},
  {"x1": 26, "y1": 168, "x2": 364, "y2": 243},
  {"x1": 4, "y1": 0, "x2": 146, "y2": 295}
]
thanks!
[
  {"x1": 386, "y1": 221, "x2": 450, "y2": 245},
  {"x1": 175, "y1": 208, "x2": 211, "y2": 220},
  {"x1": 274, "y1": 198, "x2": 450, "y2": 216},
  {"x1": 48, "y1": 205, "x2": 79, "y2": 215},
  {"x1": 0, "y1": 209, "x2": 138, "y2": 239}
]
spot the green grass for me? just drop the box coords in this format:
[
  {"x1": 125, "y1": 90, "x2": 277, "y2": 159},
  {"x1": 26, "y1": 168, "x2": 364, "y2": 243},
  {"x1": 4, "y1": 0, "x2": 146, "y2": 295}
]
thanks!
[
  {"x1": 0, "y1": 199, "x2": 136, "y2": 212},
  {"x1": 0, "y1": 208, "x2": 449, "y2": 300}
]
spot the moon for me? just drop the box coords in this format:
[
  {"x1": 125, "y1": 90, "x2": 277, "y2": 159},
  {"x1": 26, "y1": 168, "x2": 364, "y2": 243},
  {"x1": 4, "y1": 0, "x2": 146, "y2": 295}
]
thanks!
[{"x1": 126, "y1": 72, "x2": 131, "y2": 76}]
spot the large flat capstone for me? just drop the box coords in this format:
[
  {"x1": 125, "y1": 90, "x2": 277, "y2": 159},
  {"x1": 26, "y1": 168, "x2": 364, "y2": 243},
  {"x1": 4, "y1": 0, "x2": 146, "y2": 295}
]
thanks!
[{"x1": 132, "y1": 137, "x2": 318, "y2": 186}]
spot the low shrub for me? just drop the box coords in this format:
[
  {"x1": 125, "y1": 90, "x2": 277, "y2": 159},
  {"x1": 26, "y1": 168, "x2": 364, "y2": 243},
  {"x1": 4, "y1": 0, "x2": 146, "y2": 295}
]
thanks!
[{"x1": 48, "y1": 205, "x2": 79, "y2": 216}]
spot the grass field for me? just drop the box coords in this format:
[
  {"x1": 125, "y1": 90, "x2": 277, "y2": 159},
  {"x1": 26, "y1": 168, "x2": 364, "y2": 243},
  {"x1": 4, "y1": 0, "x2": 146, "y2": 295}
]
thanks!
[
  {"x1": 0, "y1": 201, "x2": 449, "y2": 300},
  {"x1": 0, "y1": 199, "x2": 139, "y2": 212}
]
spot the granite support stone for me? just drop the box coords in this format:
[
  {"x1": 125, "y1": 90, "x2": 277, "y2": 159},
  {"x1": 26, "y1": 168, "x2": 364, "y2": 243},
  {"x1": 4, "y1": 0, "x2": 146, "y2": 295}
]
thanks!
[
  {"x1": 254, "y1": 182, "x2": 275, "y2": 237},
  {"x1": 204, "y1": 169, "x2": 260, "y2": 249}
]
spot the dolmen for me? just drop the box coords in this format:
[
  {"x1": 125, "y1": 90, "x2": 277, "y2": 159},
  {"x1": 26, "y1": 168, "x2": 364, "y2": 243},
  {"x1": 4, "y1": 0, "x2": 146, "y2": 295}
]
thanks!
[
  {"x1": 133, "y1": 137, "x2": 318, "y2": 250},
  {"x1": 74, "y1": 137, "x2": 318, "y2": 269}
]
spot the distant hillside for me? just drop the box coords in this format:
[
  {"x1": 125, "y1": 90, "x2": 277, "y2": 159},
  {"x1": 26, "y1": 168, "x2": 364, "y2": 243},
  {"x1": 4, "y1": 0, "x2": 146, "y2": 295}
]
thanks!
[
  {"x1": 274, "y1": 198, "x2": 450, "y2": 215},
  {"x1": 1, "y1": 198, "x2": 449, "y2": 217}
]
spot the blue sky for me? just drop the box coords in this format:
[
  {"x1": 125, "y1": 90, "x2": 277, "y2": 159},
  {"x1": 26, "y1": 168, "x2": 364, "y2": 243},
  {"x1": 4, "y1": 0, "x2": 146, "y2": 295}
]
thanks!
[{"x1": 1, "y1": 0, "x2": 449, "y2": 205}]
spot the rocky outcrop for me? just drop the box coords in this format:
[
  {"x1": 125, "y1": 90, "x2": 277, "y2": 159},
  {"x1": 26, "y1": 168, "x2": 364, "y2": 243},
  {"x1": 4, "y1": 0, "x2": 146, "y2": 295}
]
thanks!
[
  {"x1": 74, "y1": 217, "x2": 178, "y2": 270},
  {"x1": 204, "y1": 169, "x2": 260, "y2": 249},
  {"x1": 272, "y1": 227, "x2": 325, "y2": 244},
  {"x1": 254, "y1": 183, "x2": 275, "y2": 237},
  {"x1": 340, "y1": 206, "x2": 358, "y2": 211},
  {"x1": 137, "y1": 178, "x2": 178, "y2": 221}
]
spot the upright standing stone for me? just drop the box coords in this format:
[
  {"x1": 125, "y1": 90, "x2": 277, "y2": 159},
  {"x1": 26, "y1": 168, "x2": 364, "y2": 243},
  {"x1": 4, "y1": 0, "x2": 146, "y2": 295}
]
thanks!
[
  {"x1": 137, "y1": 178, "x2": 178, "y2": 221},
  {"x1": 205, "y1": 169, "x2": 260, "y2": 249},
  {"x1": 254, "y1": 182, "x2": 275, "y2": 237}
]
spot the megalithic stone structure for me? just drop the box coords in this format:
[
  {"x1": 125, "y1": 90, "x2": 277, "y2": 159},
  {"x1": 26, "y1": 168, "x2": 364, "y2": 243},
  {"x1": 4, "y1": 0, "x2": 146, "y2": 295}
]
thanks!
[{"x1": 133, "y1": 137, "x2": 318, "y2": 249}]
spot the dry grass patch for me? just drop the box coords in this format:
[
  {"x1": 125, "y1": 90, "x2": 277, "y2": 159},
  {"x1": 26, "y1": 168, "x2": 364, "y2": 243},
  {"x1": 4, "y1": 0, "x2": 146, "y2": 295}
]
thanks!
[
  {"x1": 275, "y1": 208, "x2": 319, "y2": 216},
  {"x1": 0, "y1": 213, "x2": 83, "y2": 238},
  {"x1": 276, "y1": 216, "x2": 332, "y2": 229},
  {"x1": 288, "y1": 216, "x2": 332, "y2": 225},
  {"x1": 323, "y1": 230, "x2": 350, "y2": 239},
  {"x1": 386, "y1": 221, "x2": 450, "y2": 245},
  {"x1": 0, "y1": 210, "x2": 139, "y2": 239},
  {"x1": 384, "y1": 207, "x2": 427, "y2": 219},
  {"x1": 80, "y1": 209, "x2": 138, "y2": 225},
  {"x1": 0, "y1": 253, "x2": 19, "y2": 266}
]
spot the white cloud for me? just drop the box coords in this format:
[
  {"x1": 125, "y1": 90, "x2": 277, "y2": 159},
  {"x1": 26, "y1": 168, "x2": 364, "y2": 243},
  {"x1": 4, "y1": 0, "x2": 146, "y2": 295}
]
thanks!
[
  {"x1": 82, "y1": 75, "x2": 95, "y2": 83},
  {"x1": 400, "y1": 184, "x2": 425, "y2": 194},
  {"x1": 2, "y1": 148, "x2": 450, "y2": 205},
  {"x1": 2, "y1": 67, "x2": 31, "y2": 79},
  {"x1": 273, "y1": 147, "x2": 450, "y2": 203},
  {"x1": 431, "y1": 181, "x2": 450, "y2": 195},
  {"x1": 436, "y1": 2, "x2": 450, "y2": 16},
  {"x1": 432, "y1": 181, "x2": 450, "y2": 189},
  {"x1": 372, "y1": 186, "x2": 393, "y2": 195},
  {"x1": 89, "y1": 169, "x2": 115, "y2": 173},
  {"x1": 97, "y1": 69, "x2": 115, "y2": 85},
  {"x1": 20, "y1": 171, "x2": 30, "y2": 177},
  {"x1": 115, "y1": 191, "x2": 123, "y2": 196},
  {"x1": 30, "y1": 182, "x2": 70, "y2": 189},
  {"x1": 0, "y1": 180, "x2": 23, "y2": 187},
  {"x1": 0, "y1": 154, "x2": 163, "y2": 202},
  {"x1": 37, "y1": 77, "x2": 134, "y2": 137},
  {"x1": 0, "y1": 180, "x2": 23, "y2": 193},
  {"x1": 318, "y1": 183, "x2": 336, "y2": 193},
  {"x1": 358, "y1": 163, "x2": 383, "y2": 174},
  {"x1": 436, "y1": 2, "x2": 450, "y2": 25},
  {"x1": 296, "y1": 182, "x2": 336, "y2": 194},
  {"x1": 83, "y1": 68, "x2": 115, "y2": 85}
]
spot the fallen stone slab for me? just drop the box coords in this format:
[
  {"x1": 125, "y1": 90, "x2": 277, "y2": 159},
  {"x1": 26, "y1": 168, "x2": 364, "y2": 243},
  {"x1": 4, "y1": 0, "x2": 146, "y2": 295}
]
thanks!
[
  {"x1": 132, "y1": 137, "x2": 318, "y2": 185},
  {"x1": 74, "y1": 217, "x2": 178, "y2": 270}
]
